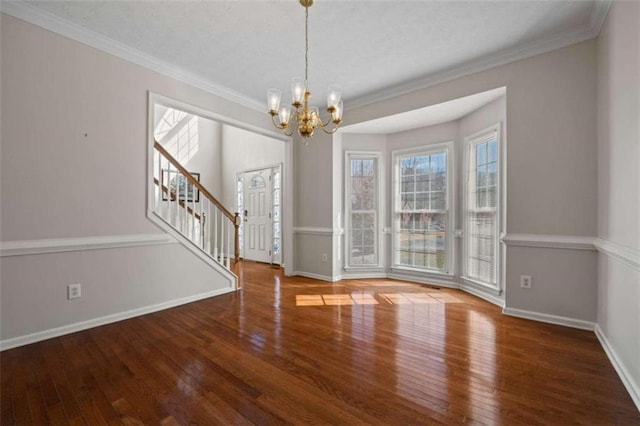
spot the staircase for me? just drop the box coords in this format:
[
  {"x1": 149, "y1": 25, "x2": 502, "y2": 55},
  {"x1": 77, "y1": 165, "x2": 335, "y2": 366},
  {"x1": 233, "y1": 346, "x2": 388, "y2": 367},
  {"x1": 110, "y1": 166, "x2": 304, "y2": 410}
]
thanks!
[{"x1": 151, "y1": 140, "x2": 240, "y2": 288}]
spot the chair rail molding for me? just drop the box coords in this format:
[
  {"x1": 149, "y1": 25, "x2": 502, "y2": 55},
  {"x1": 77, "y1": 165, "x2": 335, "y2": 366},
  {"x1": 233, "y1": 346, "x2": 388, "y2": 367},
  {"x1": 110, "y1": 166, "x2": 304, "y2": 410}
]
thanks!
[
  {"x1": 0, "y1": 234, "x2": 177, "y2": 257},
  {"x1": 293, "y1": 227, "x2": 334, "y2": 236},
  {"x1": 501, "y1": 233, "x2": 597, "y2": 250},
  {"x1": 594, "y1": 238, "x2": 640, "y2": 272}
]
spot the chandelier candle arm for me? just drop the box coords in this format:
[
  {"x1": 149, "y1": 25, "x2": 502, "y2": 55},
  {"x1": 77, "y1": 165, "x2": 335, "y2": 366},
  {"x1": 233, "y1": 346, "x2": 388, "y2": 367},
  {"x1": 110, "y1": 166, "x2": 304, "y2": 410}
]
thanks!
[{"x1": 266, "y1": 0, "x2": 343, "y2": 140}]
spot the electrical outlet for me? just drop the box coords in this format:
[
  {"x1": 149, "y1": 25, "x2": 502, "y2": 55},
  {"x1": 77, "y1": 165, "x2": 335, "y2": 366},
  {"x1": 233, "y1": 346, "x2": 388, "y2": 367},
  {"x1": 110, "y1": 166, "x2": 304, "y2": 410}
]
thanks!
[
  {"x1": 520, "y1": 275, "x2": 532, "y2": 289},
  {"x1": 68, "y1": 283, "x2": 82, "y2": 300},
  {"x1": 321, "y1": 253, "x2": 328, "y2": 263}
]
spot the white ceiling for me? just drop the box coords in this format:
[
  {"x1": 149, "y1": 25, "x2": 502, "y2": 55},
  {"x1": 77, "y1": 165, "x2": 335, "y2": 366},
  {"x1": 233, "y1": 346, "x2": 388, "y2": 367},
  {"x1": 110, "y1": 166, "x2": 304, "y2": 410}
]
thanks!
[{"x1": 6, "y1": 1, "x2": 607, "y2": 112}]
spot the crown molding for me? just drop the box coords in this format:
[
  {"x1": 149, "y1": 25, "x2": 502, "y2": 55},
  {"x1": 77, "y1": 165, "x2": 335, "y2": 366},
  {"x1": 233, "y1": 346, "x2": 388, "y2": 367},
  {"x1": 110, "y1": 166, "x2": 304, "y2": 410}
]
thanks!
[
  {"x1": 348, "y1": 15, "x2": 607, "y2": 110},
  {"x1": 0, "y1": 1, "x2": 265, "y2": 113},
  {"x1": 1, "y1": 0, "x2": 612, "y2": 116},
  {"x1": 589, "y1": 0, "x2": 613, "y2": 37}
]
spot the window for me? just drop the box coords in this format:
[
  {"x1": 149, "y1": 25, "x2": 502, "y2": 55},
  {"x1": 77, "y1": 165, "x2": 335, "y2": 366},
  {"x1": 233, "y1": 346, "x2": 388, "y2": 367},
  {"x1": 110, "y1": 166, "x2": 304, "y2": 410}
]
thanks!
[
  {"x1": 393, "y1": 143, "x2": 452, "y2": 274},
  {"x1": 236, "y1": 175, "x2": 244, "y2": 254},
  {"x1": 464, "y1": 126, "x2": 499, "y2": 288},
  {"x1": 345, "y1": 153, "x2": 380, "y2": 267},
  {"x1": 272, "y1": 166, "x2": 281, "y2": 261}
]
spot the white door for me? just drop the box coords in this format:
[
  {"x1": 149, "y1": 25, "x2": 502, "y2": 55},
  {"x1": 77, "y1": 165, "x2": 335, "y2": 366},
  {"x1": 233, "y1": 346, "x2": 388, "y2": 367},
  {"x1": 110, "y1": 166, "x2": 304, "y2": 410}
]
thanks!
[{"x1": 243, "y1": 169, "x2": 272, "y2": 263}]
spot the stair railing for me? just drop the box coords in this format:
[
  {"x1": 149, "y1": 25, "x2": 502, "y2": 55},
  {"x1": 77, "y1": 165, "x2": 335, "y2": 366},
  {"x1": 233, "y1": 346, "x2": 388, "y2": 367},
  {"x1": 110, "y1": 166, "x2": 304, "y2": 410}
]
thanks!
[{"x1": 153, "y1": 141, "x2": 239, "y2": 270}]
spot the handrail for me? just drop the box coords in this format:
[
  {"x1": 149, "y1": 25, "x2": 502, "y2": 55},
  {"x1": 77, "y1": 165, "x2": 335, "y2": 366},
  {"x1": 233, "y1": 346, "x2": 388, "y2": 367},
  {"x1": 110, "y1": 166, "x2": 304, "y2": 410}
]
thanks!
[
  {"x1": 155, "y1": 141, "x2": 235, "y2": 222},
  {"x1": 154, "y1": 140, "x2": 240, "y2": 262},
  {"x1": 153, "y1": 177, "x2": 203, "y2": 221}
]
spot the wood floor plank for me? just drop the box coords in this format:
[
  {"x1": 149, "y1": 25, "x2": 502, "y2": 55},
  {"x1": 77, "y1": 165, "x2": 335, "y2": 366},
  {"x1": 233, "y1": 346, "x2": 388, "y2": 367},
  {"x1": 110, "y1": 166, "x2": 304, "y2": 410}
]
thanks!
[{"x1": 1, "y1": 261, "x2": 638, "y2": 425}]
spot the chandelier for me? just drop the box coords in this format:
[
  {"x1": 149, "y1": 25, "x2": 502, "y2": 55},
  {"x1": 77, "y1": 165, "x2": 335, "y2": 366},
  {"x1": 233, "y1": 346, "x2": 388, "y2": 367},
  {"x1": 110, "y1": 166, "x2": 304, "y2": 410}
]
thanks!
[{"x1": 267, "y1": 0, "x2": 343, "y2": 140}]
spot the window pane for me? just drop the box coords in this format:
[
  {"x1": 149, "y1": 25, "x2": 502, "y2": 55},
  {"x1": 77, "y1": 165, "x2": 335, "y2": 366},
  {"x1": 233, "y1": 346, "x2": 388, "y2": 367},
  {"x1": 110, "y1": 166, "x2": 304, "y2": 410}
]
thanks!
[
  {"x1": 402, "y1": 176, "x2": 414, "y2": 193},
  {"x1": 401, "y1": 193, "x2": 414, "y2": 210},
  {"x1": 416, "y1": 175, "x2": 429, "y2": 192},
  {"x1": 466, "y1": 135, "x2": 498, "y2": 287},
  {"x1": 477, "y1": 143, "x2": 487, "y2": 166},
  {"x1": 348, "y1": 156, "x2": 379, "y2": 267},
  {"x1": 395, "y1": 212, "x2": 447, "y2": 272},
  {"x1": 362, "y1": 159, "x2": 374, "y2": 176},
  {"x1": 488, "y1": 140, "x2": 497, "y2": 162},
  {"x1": 415, "y1": 156, "x2": 429, "y2": 174},
  {"x1": 401, "y1": 158, "x2": 414, "y2": 175}
]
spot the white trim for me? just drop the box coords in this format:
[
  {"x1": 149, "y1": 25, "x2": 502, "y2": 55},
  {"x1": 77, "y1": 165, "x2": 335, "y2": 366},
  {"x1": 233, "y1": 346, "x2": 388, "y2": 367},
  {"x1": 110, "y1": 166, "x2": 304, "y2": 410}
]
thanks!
[
  {"x1": 461, "y1": 276, "x2": 502, "y2": 295},
  {"x1": 349, "y1": 12, "x2": 609, "y2": 109},
  {"x1": 148, "y1": 212, "x2": 238, "y2": 287},
  {"x1": 594, "y1": 238, "x2": 640, "y2": 272},
  {"x1": 460, "y1": 283, "x2": 505, "y2": 307},
  {"x1": 338, "y1": 272, "x2": 387, "y2": 280},
  {"x1": 293, "y1": 227, "x2": 334, "y2": 236},
  {"x1": 387, "y1": 272, "x2": 460, "y2": 290},
  {"x1": 0, "y1": 287, "x2": 235, "y2": 351},
  {"x1": 391, "y1": 141, "x2": 455, "y2": 275},
  {"x1": 502, "y1": 307, "x2": 595, "y2": 331},
  {"x1": 502, "y1": 234, "x2": 597, "y2": 251},
  {"x1": 292, "y1": 271, "x2": 339, "y2": 282},
  {"x1": 0, "y1": 234, "x2": 177, "y2": 257},
  {"x1": 594, "y1": 324, "x2": 640, "y2": 411},
  {"x1": 463, "y1": 124, "x2": 502, "y2": 290},
  {"x1": 0, "y1": 2, "x2": 264, "y2": 112},
  {"x1": 344, "y1": 150, "x2": 384, "y2": 269},
  {"x1": 589, "y1": 0, "x2": 613, "y2": 38}
]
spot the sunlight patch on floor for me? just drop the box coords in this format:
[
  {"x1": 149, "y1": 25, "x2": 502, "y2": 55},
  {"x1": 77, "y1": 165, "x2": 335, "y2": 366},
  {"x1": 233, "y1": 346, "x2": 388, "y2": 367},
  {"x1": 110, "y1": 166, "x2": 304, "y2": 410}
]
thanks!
[{"x1": 296, "y1": 292, "x2": 463, "y2": 307}]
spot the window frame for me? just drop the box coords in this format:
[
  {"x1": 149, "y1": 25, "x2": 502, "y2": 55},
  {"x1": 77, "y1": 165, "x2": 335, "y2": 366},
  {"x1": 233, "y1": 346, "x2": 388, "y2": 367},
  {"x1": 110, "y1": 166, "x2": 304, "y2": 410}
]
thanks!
[
  {"x1": 462, "y1": 124, "x2": 502, "y2": 291},
  {"x1": 391, "y1": 141, "x2": 455, "y2": 276},
  {"x1": 344, "y1": 151, "x2": 384, "y2": 269}
]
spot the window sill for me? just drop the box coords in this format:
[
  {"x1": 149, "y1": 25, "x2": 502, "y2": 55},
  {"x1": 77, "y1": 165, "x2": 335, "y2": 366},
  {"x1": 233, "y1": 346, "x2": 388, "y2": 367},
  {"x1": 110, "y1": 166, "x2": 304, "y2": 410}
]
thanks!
[
  {"x1": 344, "y1": 266, "x2": 384, "y2": 272},
  {"x1": 390, "y1": 266, "x2": 454, "y2": 279}
]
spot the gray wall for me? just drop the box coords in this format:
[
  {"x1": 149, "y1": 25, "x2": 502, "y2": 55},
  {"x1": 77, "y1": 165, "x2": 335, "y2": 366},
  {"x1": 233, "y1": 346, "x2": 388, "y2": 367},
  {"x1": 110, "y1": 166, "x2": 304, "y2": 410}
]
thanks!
[
  {"x1": 0, "y1": 14, "x2": 273, "y2": 344},
  {"x1": 596, "y1": 0, "x2": 640, "y2": 406},
  {"x1": 320, "y1": 40, "x2": 597, "y2": 322}
]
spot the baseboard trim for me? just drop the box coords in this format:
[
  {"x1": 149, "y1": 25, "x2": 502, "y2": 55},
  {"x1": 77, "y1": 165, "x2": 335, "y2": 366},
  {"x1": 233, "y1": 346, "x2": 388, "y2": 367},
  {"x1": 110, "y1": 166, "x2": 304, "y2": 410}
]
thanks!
[
  {"x1": 594, "y1": 238, "x2": 640, "y2": 272},
  {"x1": 502, "y1": 307, "x2": 595, "y2": 330},
  {"x1": 594, "y1": 324, "x2": 640, "y2": 411},
  {"x1": 387, "y1": 272, "x2": 460, "y2": 290},
  {"x1": 460, "y1": 283, "x2": 505, "y2": 307},
  {"x1": 292, "y1": 271, "x2": 338, "y2": 282},
  {"x1": 0, "y1": 287, "x2": 235, "y2": 351},
  {"x1": 0, "y1": 233, "x2": 177, "y2": 257}
]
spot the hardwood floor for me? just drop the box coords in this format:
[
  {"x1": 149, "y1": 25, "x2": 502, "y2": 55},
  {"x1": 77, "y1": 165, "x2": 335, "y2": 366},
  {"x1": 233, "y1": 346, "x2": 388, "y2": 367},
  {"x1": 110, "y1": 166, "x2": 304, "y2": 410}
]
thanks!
[{"x1": 1, "y1": 261, "x2": 638, "y2": 425}]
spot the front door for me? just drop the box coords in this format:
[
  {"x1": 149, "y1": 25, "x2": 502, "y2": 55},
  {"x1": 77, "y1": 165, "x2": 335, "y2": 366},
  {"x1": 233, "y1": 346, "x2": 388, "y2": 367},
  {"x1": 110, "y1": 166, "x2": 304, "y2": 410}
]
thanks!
[{"x1": 243, "y1": 169, "x2": 272, "y2": 263}]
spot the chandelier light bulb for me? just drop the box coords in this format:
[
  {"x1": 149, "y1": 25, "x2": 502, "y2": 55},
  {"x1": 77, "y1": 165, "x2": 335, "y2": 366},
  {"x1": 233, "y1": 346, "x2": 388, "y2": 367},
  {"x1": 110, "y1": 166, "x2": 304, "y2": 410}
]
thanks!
[
  {"x1": 327, "y1": 85, "x2": 342, "y2": 109},
  {"x1": 332, "y1": 100, "x2": 344, "y2": 123},
  {"x1": 267, "y1": 88, "x2": 282, "y2": 114},
  {"x1": 291, "y1": 78, "x2": 306, "y2": 106},
  {"x1": 278, "y1": 105, "x2": 291, "y2": 126}
]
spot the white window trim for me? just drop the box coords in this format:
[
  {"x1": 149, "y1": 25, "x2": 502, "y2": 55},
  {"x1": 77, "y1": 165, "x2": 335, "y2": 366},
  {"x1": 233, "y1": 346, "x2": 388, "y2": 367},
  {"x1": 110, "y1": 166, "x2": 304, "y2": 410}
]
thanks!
[
  {"x1": 391, "y1": 141, "x2": 455, "y2": 275},
  {"x1": 461, "y1": 123, "x2": 502, "y2": 291},
  {"x1": 344, "y1": 151, "x2": 384, "y2": 269}
]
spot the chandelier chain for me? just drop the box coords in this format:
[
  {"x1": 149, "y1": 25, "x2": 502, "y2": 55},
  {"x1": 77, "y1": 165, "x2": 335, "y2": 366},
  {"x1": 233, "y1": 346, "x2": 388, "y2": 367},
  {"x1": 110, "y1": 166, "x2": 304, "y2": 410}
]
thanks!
[{"x1": 305, "y1": 5, "x2": 309, "y2": 83}]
